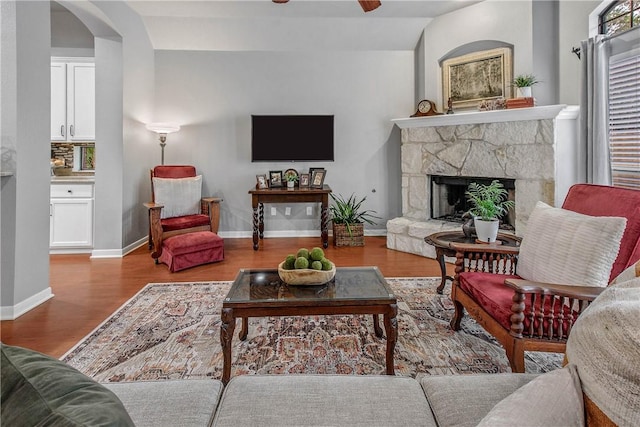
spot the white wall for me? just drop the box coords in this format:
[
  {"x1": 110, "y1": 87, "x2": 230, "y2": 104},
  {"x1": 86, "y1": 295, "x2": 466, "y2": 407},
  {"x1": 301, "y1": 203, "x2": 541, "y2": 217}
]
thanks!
[
  {"x1": 421, "y1": 0, "x2": 600, "y2": 109},
  {"x1": 153, "y1": 50, "x2": 414, "y2": 235},
  {"x1": 558, "y1": 1, "x2": 601, "y2": 105},
  {"x1": 421, "y1": 0, "x2": 533, "y2": 110},
  {"x1": 1, "y1": 0, "x2": 52, "y2": 318}
]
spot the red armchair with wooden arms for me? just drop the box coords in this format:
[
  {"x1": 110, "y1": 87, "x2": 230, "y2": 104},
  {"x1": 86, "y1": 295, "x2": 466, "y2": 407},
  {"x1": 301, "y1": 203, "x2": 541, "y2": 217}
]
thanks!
[
  {"x1": 144, "y1": 165, "x2": 222, "y2": 261},
  {"x1": 449, "y1": 184, "x2": 640, "y2": 372}
]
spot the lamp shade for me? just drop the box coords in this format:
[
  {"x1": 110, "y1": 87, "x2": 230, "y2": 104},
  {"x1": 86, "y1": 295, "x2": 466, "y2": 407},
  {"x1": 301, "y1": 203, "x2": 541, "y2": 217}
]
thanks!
[{"x1": 146, "y1": 123, "x2": 180, "y2": 134}]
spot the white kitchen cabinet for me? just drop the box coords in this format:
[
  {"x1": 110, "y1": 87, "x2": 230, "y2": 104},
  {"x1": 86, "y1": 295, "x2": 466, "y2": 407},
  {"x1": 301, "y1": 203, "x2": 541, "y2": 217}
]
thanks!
[
  {"x1": 50, "y1": 182, "x2": 94, "y2": 249},
  {"x1": 50, "y1": 60, "x2": 95, "y2": 142}
]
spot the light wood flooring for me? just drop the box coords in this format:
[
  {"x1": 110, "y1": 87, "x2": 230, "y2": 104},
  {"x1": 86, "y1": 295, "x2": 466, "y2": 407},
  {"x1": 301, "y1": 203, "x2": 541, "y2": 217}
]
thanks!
[{"x1": 1, "y1": 237, "x2": 452, "y2": 358}]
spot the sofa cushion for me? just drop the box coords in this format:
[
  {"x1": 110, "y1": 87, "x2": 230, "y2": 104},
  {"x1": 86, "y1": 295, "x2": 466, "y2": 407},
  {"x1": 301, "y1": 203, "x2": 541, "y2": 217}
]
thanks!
[
  {"x1": 476, "y1": 365, "x2": 584, "y2": 427},
  {"x1": 517, "y1": 201, "x2": 626, "y2": 287},
  {"x1": 565, "y1": 277, "x2": 640, "y2": 426},
  {"x1": 104, "y1": 379, "x2": 223, "y2": 427},
  {"x1": 1, "y1": 343, "x2": 134, "y2": 427},
  {"x1": 562, "y1": 183, "x2": 640, "y2": 280},
  {"x1": 420, "y1": 373, "x2": 538, "y2": 427},
  {"x1": 153, "y1": 175, "x2": 202, "y2": 219},
  {"x1": 212, "y1": 375, "x2": 437, "y2": 427}
]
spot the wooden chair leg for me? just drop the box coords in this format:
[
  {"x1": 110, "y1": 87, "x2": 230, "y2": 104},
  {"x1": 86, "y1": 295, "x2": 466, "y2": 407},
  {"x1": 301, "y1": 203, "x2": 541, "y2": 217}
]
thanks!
[
  {"x1": 505, "y1": 338, "x2": 526, "y2": 373},
  {"x1": 450, "y1": 299, "x2": 464, "y2": 331}
]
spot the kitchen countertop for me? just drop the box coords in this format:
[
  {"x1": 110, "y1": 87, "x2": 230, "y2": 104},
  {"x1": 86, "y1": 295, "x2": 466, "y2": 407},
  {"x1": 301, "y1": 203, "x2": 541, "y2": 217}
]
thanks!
[{"x1": 51, "y1": 175, "x2": 95, "y2": 183}]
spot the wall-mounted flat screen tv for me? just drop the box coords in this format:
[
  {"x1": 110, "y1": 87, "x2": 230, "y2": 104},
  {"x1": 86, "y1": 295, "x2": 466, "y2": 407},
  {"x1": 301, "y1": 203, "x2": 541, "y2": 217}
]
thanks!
[{"x1": 251, "y1": 115, "x2": 334, "y2": 162}]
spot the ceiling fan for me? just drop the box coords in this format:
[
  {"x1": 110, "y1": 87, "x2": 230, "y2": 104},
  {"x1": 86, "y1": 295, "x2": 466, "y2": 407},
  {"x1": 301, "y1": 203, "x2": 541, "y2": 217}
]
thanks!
[{"x1": 272, "y1": 0, "x2": 381, "y2": 13}]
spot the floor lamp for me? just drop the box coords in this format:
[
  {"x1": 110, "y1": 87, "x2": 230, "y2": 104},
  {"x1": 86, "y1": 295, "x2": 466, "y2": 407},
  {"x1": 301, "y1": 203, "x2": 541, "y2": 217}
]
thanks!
[{"x1": 146, "y1": 123, "x2": 180, "y2": 165}]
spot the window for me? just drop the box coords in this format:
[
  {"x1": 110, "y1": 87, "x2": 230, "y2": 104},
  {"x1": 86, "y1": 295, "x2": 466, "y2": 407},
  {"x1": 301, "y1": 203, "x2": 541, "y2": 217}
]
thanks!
[
  {"x1": 600, "y1": 0, "x2": 640, "y2": 36},
  {"x1": 608, "y1": 53, "x2": 640, "y2": 189}
]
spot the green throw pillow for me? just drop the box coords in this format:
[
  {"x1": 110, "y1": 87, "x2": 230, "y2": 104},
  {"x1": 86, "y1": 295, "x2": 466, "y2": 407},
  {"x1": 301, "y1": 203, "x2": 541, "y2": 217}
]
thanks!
[{"x1": 1, "y1": 343, "x2": 134, "y2": 426}]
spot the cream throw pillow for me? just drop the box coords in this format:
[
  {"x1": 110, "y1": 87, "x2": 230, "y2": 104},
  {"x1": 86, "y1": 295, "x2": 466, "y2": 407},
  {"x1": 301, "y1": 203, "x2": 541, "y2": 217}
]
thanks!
[
  {"x1": 153, "y1": 175, "x2": 202, "y2": 219},
  {"x1": 477, "y1": 365, "x2": 584, "y2": 427},
  {"x1": 565, "y1": 277, "x2": 640, "y2": 426},
  {"x1": 517, "y1": 201, "x2": 627, "y2": 287}
]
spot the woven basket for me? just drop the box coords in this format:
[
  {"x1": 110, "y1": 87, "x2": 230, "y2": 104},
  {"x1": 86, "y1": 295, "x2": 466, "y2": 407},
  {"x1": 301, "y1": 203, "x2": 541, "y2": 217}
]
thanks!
[{"x1": 332, "y1": 223, "x2": 364, "y2": 247}]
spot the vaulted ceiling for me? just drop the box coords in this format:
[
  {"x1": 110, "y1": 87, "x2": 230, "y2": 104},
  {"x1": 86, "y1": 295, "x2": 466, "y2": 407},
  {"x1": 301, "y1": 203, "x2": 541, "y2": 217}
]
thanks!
[{"x1": 120, "y1": 0, "x2": 484, "y2": 51}]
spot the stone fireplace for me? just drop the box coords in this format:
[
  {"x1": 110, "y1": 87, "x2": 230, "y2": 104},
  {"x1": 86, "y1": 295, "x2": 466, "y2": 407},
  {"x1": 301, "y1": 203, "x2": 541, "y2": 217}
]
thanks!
[{"x1": 387, "y1": 105, "x2": 580, "y2": 259}]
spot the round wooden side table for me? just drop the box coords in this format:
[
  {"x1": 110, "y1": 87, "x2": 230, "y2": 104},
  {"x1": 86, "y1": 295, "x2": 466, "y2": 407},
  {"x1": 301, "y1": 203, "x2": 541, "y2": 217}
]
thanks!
[{"x1": 424, "y1": 231, "x2": 521, "y2": 294}]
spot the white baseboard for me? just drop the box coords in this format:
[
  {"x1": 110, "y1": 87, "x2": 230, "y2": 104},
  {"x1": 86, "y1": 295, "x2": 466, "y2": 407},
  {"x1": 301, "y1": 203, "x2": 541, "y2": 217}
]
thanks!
[
  {"x1": 90, "y1": 237, "x2": 148, "y2": 258},
  {"x1": 0, "y1": 287, "x2": 54, "y2": 320},
  {"x1": 89, "y1": 229, "x2": 388, "y2": 258},
  {"x1": 218, "y1": 229, "x2": 387, "y2": 239}
]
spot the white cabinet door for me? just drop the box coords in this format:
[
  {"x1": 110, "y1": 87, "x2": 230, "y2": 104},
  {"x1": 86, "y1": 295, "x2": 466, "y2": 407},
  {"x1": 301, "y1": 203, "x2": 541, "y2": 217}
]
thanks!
[
  {"x1": 67, "y1": 63, "x2": 95, "y2": 141},
  {"x1": 51, "y1": 63, "x2": 67, "y2": 141},
  {"x1": 50, "y1": 198, "x2": 94, "y2": 248}
]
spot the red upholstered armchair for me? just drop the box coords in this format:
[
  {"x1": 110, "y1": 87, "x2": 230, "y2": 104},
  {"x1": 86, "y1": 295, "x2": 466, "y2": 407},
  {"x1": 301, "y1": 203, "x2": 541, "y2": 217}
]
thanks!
[
  {"x1": 144, "y1": 165, "x2": 222, "y2": 261},
  {"x1": 450, "y1": 184, "x2": 640, "y2": 372}
]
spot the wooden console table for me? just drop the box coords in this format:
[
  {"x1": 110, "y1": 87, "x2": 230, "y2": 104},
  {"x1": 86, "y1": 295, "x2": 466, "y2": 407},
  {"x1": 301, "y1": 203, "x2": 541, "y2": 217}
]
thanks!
[{"x1": 249, "y1": 185, "x2": 332, "y2": 250}]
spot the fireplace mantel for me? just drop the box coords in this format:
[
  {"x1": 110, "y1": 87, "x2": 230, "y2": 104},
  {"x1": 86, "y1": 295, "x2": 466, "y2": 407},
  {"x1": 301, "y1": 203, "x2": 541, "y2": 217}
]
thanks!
[{"x1": 392, "y1": 105, "x2": 572, "y2": 128}]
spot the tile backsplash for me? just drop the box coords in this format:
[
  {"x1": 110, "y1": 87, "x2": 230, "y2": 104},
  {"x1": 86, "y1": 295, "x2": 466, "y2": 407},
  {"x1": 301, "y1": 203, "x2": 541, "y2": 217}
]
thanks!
[{"x1": 51, "y1": 142, "x2": 95, "y2": 171}]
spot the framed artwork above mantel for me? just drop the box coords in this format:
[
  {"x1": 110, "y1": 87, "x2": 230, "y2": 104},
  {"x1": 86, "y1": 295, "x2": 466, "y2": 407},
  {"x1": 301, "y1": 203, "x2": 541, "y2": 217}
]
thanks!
[{"x1": 442, "y1": 47, "x2": 514, "y2": 111}]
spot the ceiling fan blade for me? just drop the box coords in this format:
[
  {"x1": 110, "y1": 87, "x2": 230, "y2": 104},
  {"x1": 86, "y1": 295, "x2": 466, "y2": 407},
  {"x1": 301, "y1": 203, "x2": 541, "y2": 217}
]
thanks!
[
  {"x1": 272, "y1": 0, "x2": 289, "y2": 3},
  {"x1": 358, "y1": 0, "x2": 381, "y2": 12}
]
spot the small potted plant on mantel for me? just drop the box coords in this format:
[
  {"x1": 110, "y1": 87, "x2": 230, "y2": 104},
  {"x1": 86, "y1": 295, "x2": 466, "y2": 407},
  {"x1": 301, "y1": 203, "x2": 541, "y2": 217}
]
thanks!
[
  {"x1": 512, "y1": 74, "x2": 539, "y2": 98},
  {"x1": 284, "y1": 173, "x2": 298, "y2": 188},
  {"x1": 465, "y1": 180, "x2": 515, "y2": 243},
  {"x1": 329, "y1": 193, "x2": 380, "y2": 247}
]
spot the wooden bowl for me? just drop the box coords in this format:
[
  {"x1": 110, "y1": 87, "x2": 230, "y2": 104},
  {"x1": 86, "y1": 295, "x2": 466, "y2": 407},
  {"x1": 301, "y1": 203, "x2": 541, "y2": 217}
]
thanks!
[{"x1": 277, "y1": 261, "x2": 336, "y2": 286}]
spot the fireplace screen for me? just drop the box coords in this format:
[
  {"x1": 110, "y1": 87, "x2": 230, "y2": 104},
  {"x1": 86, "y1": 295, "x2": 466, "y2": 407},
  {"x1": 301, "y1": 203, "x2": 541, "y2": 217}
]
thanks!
[{"x1": 430, "y1": 176, "x2": 515, "y2": 230}]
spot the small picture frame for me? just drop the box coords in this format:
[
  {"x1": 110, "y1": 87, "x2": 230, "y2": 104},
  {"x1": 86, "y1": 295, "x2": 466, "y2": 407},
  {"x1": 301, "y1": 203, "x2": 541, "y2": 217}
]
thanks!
[
  {"x1": 269, "y1": 170, "x2": 283, "y2": 188},
  {"x1": 310, "y1": 169, "x2": 326, "y2": 188},
  {"x1": 256, "y1": 174, "x2": 269, "y2": 189},
  {"x1": 309, "y1": 167, "x2": 325, "y2": 177},
  {"x1": 299, "y1": 173, "x2": 310, "y2": 187}
]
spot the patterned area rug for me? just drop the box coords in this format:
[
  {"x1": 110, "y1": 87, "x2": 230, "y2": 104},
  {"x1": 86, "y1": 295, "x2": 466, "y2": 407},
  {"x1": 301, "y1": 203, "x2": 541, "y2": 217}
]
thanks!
[{"x1": 62, "y1": 278, "x2": 562, "y2": 382}]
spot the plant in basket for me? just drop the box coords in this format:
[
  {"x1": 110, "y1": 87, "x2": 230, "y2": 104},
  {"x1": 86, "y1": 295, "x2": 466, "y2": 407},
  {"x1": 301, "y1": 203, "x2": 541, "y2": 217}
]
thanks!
[{"x1": 329, "y1": 193, "x2": 380, "y2": 247}]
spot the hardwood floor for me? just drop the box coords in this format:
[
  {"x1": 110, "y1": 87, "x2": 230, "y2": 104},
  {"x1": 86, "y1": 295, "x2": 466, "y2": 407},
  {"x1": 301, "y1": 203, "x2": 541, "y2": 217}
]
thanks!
[{"x1": 1, "y1": 237, "x2": 451, "y2": 358}]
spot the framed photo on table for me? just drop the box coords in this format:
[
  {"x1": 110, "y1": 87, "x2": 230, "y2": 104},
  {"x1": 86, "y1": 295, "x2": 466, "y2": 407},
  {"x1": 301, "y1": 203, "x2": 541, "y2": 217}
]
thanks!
[
  {"x1": 299, "y1": 173, "x2": 310, "y2": 187},
  {"x1": 442, "y1": 47, "x2": 513, "y2": 111},
  {"x1": 310, "y1": 169, "x2": 326, "y2": 188},
  {"x1": 269, "y1": 170, "x2": 283, "y2": 188},
  {"x1": 256, "y1": 174, "x2": 269, "y2": 189}
]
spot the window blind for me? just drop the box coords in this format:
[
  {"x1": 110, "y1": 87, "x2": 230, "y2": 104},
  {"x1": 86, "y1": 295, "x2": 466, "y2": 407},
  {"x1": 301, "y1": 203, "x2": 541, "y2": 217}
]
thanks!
[{"x1": 609, "y1": 53, "x2": 640, "y2": 190}]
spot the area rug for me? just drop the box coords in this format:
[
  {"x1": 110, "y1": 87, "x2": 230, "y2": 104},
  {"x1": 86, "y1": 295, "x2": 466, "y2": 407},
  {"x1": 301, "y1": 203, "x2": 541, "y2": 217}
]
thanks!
[{"x1": 62, "y1": 278, "x2": 562, "y2": 382}]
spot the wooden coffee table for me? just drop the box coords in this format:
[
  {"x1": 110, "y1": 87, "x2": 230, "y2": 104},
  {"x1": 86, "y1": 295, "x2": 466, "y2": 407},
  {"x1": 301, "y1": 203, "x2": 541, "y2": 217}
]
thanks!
[
  {"x1": 425, "y1": 231, "x2": 521, "y2": 294},
  {"x1": 220, "y1": 266, "x2": 398, "y2": 384}
]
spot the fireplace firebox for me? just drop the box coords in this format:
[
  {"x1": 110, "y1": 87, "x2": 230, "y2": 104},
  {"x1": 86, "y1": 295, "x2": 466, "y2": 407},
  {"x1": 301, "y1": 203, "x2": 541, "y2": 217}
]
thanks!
[{"x1": 430, "y1": 176, "x2": 515, "y2": 230}]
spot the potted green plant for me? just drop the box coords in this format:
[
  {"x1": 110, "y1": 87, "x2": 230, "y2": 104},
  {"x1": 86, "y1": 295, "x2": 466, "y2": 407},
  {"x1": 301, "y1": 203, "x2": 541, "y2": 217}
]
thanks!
[
  {"x1": 329, "y1": 193, "x2": 380, "y2": 247},
  {"x1": 284, "y1": 173, "x2": 298, "y2": 188},
  {"x1": 465, "y1": 180, "x2": 515, "y2": 243},
  {"x1": 511, "y1": 74, "x2": 539, "y2": 98}
]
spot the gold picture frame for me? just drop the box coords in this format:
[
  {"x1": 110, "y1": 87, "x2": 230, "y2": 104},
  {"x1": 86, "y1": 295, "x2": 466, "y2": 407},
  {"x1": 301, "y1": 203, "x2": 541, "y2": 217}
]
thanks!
[{"x1": 442, "y1": 47, "x2": 513, "y2": 111}]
